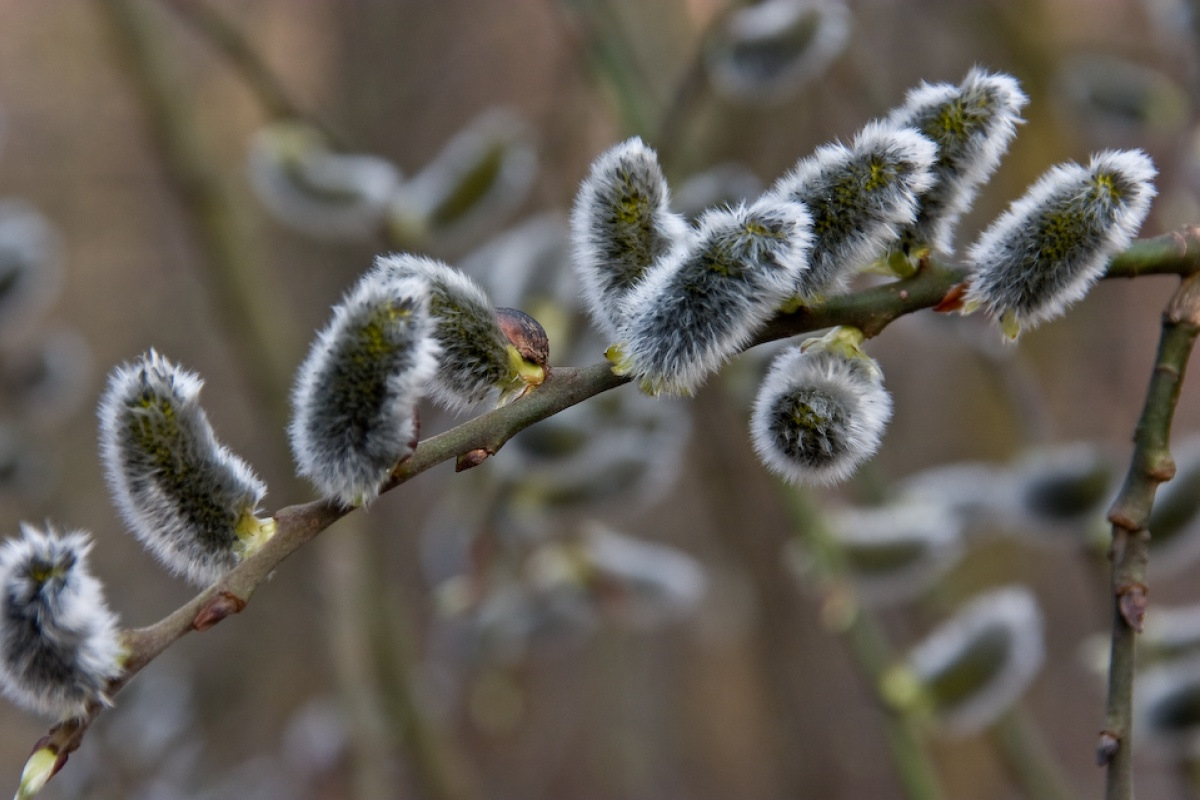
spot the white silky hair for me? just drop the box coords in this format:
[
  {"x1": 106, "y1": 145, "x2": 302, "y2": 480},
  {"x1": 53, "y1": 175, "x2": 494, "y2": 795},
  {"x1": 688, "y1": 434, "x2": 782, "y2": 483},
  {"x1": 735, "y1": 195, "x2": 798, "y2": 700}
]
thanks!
[
  {"x1": 905, "y1": 586, "x2": 1045, "y2": 735},
  {"x1": 371, "y1": 253, "x2": 513, "y2": 413},
  {"x1": 615, "y1": 195, "x2": 813, "y2": 396},
  {"x1": 98, "y1": 350, "x2": 267, "y2": 586},
  {"x1": 0, "y1": 525, "x2": 122, "y2": 719},
  {"x1": 888, "y1": 67, "x2": 1028, "y2": 256},
  {"x1": 290, "y1": 272, "x2": 439, "y2": 507},
  {"x1": 750, "y1": 345, "x2": 892, "y2": 485},
  {"x1": 770, "y1": 120, "x2": 937, "y2": 299},
  {"x1": 965, "y1": 148, "x2": 1156, "y2": 337},
  {"x1": 570, "y1": 137, "x2": 689, "y2": 339}
]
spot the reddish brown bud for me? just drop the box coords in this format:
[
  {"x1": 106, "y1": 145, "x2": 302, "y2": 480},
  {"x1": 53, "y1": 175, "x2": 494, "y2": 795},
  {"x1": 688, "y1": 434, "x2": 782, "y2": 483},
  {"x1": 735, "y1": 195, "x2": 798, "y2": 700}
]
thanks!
[
  {"x1": 934, "y1": 280, "x2": 969, "y2": 312},
  {"x1": 456, "y1": 448, "x2": 493, "y2": 472},
  {"x1": 1096, "y1": 730, "x2": 1120, "y2": 766},
  {"x1": 193, "y1": 591, "x2": 247, "y2": 631},
  {"x1": 1118, "y1": 582, "x2": 1149, "y2": 633},
  {"x1": 495, "y1": 307, "x2": 549, "y2": 368}
]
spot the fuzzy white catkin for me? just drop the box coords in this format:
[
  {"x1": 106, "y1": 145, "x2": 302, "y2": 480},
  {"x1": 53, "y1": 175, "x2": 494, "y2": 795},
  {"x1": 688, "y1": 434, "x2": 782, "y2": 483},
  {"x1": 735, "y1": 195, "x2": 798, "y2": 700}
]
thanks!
[
  {"x1": 826, "y1": 500, "x2": 964, "y2": 606},
  {"x1": 888, "y1": 68, "x2": 1028, "y2": 256},
  {"x1": 614, "y1": 196, "x2": 813, "y2": 395},
  {"x1": 905, "y1": 586, "x2": 1045, "y2": 734},
  {"x1": 98, "y1": 350, "x2": 268, "y2": 586},
  {"x1": 391, "y1": 108, "x2": 536, "y2": 245},
  {"x1": 770, "y1": 121, "x2": 936, "y2": 300},
  {"x1": 291, "y1": 273, "x2": 438, "y2": 506},
  {"x1": 965, "y1": 149, "x2": 1157, "y2": 337},
  {"x1": 0, "y1": 525, "x2": 122, "y2": 719},
  {"x1": 571, "y1": 137, "x2": 689, "y2": 338},
  {"x1": 750, "y1": 345, "x2": 892, "y2": 485},
  {"x1": 370, "y1": 254, "x2": 515, "y2": 412},
  {"x1": 704, "y1": 0, "x2": 851, "y2": 104},
  {"x1": 0, "y1": 199, "x2": 64, "y2": 335},
  {"x1": 247, "y1": 120, "x2": 400, "y2": 241},
  {"x1": 1134, "y1": 655, "x2": 1200, "y2": 750}
]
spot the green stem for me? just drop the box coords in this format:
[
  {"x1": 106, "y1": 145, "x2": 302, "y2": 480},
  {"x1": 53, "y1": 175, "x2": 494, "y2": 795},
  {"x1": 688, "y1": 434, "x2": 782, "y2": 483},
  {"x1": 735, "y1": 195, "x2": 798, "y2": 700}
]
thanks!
[
  {"x1": 781, "y1": 489, "x2": 947, "y2": 800},
  {"x1": 1102, "y1": 273, "x2": 1200, "y2": 800},
  {"x1": 556, "y1": 0, "x2": 657, "y2": 137},
  {"x1": 989, "y1": 708, "x2": 1078, "y2": 800}
]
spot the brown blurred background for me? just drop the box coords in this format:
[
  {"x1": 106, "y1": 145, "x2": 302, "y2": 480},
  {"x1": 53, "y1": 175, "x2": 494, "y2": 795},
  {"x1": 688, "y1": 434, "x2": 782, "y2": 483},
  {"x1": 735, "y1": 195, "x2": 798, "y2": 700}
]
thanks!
[{"x1": 0, "y1": 0, "x2": 1199, "y2": 798}]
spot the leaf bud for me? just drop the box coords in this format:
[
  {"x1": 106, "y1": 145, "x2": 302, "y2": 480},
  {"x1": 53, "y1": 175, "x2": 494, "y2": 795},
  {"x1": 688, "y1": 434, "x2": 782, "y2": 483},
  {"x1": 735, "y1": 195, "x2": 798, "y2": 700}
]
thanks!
[
  {"x1": 371, "y1": 254, "x2": 547, "y2": 410},
  {"x1": 0, "y1": 199, "x2": 63, "y2": 335},
  {"x1": 904, "y1": 586, "x2": 1045, "y2": 734},
  {"x1": 704, "y1": 0, "x2": 851, "y2": 105},
  {"x1": 769, "y1": 121, "x2": 936, "y2": 301},
  {"x1": 825, "y1": 499, "x2": 964, "y2": 605},
  {"x1": 571, "y1": 137, "x2": 689, "y2": 338},
  {"x1": 389, "y1": 109, "x2": 536, "y2": 247},
  {"x1": 886, "y1": 67, "x2": 1028, "y2": 260}
]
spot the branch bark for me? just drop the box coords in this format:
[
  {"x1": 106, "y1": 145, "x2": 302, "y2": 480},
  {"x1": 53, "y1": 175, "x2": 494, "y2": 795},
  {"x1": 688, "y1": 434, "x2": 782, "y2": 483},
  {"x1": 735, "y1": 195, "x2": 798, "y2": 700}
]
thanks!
[{"x1": 1100, "y1": 271, "x2": 1200, "y2": 800}]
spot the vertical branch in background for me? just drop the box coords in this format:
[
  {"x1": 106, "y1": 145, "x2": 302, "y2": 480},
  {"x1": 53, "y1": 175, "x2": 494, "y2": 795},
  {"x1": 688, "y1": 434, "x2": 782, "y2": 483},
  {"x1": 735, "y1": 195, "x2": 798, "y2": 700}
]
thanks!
[
  {"x1": 320, "y1": 516, "x2": 405, "y2": 800},
  {"x1": 158, "y1": 0, "x2": 348, "y2": 148},
  {"x1": 780, "y1": 488, "x2": 948, "y2": 800},
  {"x1": 368, "y1": 551, "x2": 479, "y2": 800},
  {"x1": 95, "y1": 0, "x2": 299, "y2": 423},
  {"x1": 1102, "y1": 273, "x2": 1200, "y2": 800},
  {"x1": 555, "y1": 0, "x2": 657, "y2": 137}
]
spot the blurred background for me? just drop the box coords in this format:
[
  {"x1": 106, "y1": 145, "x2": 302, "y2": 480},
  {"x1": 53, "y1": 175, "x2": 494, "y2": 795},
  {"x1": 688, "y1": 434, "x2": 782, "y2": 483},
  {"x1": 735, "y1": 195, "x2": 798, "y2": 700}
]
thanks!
[{"x1": 1, "y1": 0, "x2": 1200, "y2": 798}]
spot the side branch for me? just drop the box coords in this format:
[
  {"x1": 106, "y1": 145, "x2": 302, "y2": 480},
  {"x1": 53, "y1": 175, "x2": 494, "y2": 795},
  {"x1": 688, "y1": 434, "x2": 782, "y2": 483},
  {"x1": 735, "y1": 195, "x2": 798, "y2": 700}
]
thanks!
[
  {"x1": 22, "y1": 230, "x2": 1200, "y2": 790},
  {"x1": 1101, "y1": 271, "x2": 1200, "y2": 800},
  {"x1": 158, "y1": 0, "x2": 348, "y2": 148}
]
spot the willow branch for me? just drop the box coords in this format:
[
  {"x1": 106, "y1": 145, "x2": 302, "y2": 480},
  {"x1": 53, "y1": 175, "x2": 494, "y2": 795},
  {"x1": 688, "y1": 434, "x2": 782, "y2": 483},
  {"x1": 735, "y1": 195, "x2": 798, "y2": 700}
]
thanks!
[
  {"x1": 1100, "y1": 270, "x2": 1200, "y2": 800},
  {"x1": 22, "y1": 231, "x2": 1200, "y2": 788}
]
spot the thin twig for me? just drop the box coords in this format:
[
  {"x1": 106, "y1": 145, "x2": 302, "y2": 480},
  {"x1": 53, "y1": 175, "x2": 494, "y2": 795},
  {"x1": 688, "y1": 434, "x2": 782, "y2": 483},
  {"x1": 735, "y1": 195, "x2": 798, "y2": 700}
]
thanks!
[
  {"x1": 96, "y1": 0, "x2": 300, "y2": 423},
  {"x1": 989, "y1": 707, "x2": 1079, "y2": 800},
  {"x1": 1100, "y1": 271, "x2": 1200, "y2": 800},
  {"x1": 780, "y1": 488, "x2": 947, "y2": 800},
  {"x1": 158, "y1": 0, "x2": 349, "y2": 148}
]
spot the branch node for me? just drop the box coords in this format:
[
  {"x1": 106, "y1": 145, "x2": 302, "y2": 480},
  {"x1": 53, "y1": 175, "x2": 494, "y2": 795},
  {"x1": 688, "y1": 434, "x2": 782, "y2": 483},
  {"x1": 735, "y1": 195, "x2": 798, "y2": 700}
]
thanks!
[
  {"x1": 1096, "y1": 730, "x2": 1121, "y2": 766},
  {"x1": 1117, "y1": 582, "x2": 1149, "y2": 633},
  {"x1": 1107, "y1": 511, "x2": 1140, "y2": 533},
  {"x1": 1147, "y1": 455, "x2": 1176, "y2": 483},
  {"x1": 933, "y1": 281, "x2": 968, "y2": 313},
  {"x1": 1166, "y1": 271, "x2": 1200, "y2": 326},
  {"x1": 192, "y1": 591, "x2": 248, "y2": 631},
  {"x1": 456, "y1": 448, "x2": 494, "y2": 472}
]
